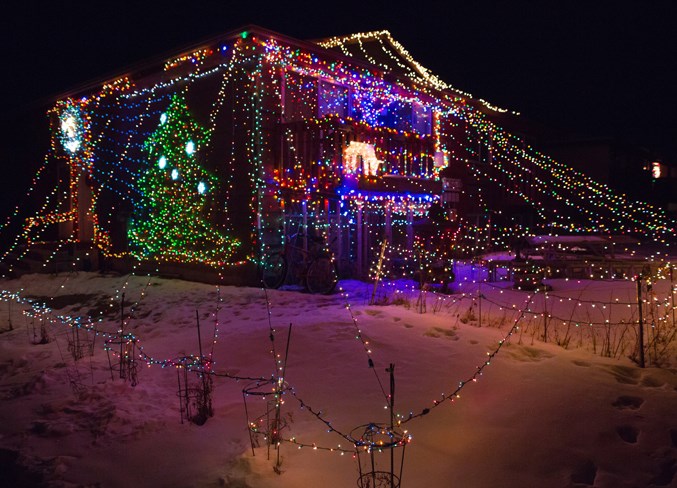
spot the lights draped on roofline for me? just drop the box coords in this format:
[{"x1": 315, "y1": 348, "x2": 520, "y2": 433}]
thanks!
[{"x1": 315, "y1": 30, "x2": 519, "y2": 115}]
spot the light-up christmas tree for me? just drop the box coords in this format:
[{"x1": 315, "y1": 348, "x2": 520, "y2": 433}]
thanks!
[{"x1": 128, "y1": 92, "x2": 239, "y2": 265}]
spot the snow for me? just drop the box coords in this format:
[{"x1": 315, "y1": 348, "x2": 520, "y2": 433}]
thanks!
[{"x1": 1, "y1": 271, "x2": 676, "y2": 487}]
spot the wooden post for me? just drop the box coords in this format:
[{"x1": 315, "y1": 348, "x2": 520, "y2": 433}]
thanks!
[
  {"x1": 119, "y1": 293, "x2": 125, "y2": 379},
  {"x1": 387, "y1": 363, "x2": 395, "y2": 488},
  {"x1": 370, "y1": 239, "x2": 388, "y2": 305},
  {"x1": 478, "y1": 283, "x2": 482, "y2": 328},
  {"x1": 302, "y1": 199, "x2": 308, "y2": 252},
  {"x1": 637, "y1": 275, "x2": 645, "y2": 368},
  {"x1": 385, "y1": 201, "x2": 392, "y2": 245},
  {"x1": 357, "y1": 202, "x2": 363, "y2": 275},
  {"x1": 336, "y1": 199, "x2": 342, "y2": 271},
  {"x1": 196, "y1": 310, "x2": 203, "y2": 360},
  {"x1": 406, "y1": 204, "x2": 413, "y2": 250},
  {"x1": 671, "y1": 264, "x2": 675, "y2": 329}
]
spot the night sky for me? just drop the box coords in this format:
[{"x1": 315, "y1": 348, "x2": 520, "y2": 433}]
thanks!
[{"x1": 1, "y1": 0, "x2": 675, "y2": 210}]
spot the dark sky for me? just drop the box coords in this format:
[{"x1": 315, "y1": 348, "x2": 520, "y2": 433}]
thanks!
[{"x1": 1, "y1": 0, "x2": 676, "y2": 208}]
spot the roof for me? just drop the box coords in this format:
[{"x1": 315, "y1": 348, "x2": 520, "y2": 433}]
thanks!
[
  {"x1": 314, "y1": 30, "x2": 516, "y2": 114},
  {"x1": 53, "y1": 25, "x2": 516, "y2": 117}
]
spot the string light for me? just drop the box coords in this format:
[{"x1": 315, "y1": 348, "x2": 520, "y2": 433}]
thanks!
[{"x1": 2, "y1": 26, "x2": 673, "y2": 296}]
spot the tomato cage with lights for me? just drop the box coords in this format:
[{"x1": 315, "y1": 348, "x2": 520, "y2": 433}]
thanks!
[
  {"x1": 175, "y1": 354, "x2": 214, "y2": 426},
  {"x1": 105, "y1": 333, "x2": 139, "y2": 387},
  {"x1": 350, "y1": 422, "x2": 411, "y2": 488},
  {"x1": 242, "y1": 377, "x2": 293, "y2": 470}
]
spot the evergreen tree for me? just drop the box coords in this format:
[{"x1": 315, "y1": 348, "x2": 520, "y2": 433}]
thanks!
[{"x1": 128, "y1": 92, "x2": 238, "y2": 265}]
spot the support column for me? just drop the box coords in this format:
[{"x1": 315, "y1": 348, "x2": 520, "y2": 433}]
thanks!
[
  {"x1": 357, "y1": 202, "x2": 363, "y2": 275},
  {"x1": 406, "y1": 204, "x2": 414, "y2": 250},
  {"x1": 385, "y1": 200, "x2": 392, "y2": 245}
]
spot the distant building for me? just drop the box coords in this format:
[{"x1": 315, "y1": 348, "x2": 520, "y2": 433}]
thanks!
[{"x1": 542, "y1": 137, "x2": 676, "y2": 212}]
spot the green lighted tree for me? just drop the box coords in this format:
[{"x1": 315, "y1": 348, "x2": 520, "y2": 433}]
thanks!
[{"x1": 128, "y1": 92, "x2": 239, "y2": 265}]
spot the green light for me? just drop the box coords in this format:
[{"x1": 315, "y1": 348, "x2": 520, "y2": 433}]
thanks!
[{"x1": 127, "y1": 92, "x2": 239, "y2": 266}]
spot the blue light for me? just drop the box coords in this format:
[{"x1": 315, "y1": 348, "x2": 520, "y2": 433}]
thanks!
[
  {"x1": 185, "y1": 141, "x2": 195, "y2": 155},
  {"x1": 160, "y1": 113, "x2": 167, "y2": 124},
  {"x1": 171, "y1": 168, "x2": 179, "y2": 180},
  {"x1": 158, "y1": 156, "x2": 167, "y2": 169},
  {"x1": 197, "y1": 181, "x2": 206, "y2": 194}
]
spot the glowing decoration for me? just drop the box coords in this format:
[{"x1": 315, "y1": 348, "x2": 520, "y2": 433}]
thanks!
[
  {"x1": 128, "y1": 92, "x2": 239, "y2": 265},
  {"x1": 651, "y1": 162, "x2": 662, "y2": 179},
  {"x1": 20, "y1": 26, "x2": 671, "y2": 285},
  {"x1": 343, "y1": 141, "x2": 382, "y2": 176},
  {"x1": 59, "y1": 106, "x2": 84, "y2": 153},
  {"x1": 434, "y1": 151, "x2": 447, "y2": 169}
]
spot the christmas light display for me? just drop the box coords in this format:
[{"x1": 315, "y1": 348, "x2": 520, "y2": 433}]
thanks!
[
  {"x1": 59, "y1": 105, "x2": 85, "y2": 154},
  {"x1": 0, "y1": 25, "x2": 672, "y2": 292},
  {"x1": 127, "y1": 92, "x2": 240, "y2": 265}
]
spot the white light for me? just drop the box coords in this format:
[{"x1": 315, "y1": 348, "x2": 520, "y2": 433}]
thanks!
[
  {"x1": 651, "y1": 162, "x2": 662, "y2": 179},
  {"x1": 158, "y1": 156, "x2": 167, "y2": 169},
  {"x1": 61, "y1": 116, "x2": 77, "y2": 138},
  {"x1": 197, "y1": 181, "x2": 206, "y2": 194},
  {"x1": 60, "y1": 114, "x2": 81, "y2": 153},
  {"x1": 185, "y1": 141, "x2": 195, "y2": 155},
  {"x1": 160, "y1": 113, "x2": 167, "y2": 124},
  {"x1": 65, "y1": 140, "x2": 80, "y2": 152},
  {"x1": 171, "y1": 168, "x2": 179, "y2": 180}
]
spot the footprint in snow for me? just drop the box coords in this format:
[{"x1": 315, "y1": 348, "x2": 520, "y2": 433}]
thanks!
[
  {"x1": 423, "y1": 327, "x2": 458, "y2": 340},
  {"x1": 570, "y1": 459, "x2": 597, "y2": 486},
  {"x1": 612, "y1": 395, "x2": 644, "y2": 410},
  {"x1": 603, "y1": 364, "x2": 641, "y2": 385},
  {"x1": 507, "y1": 345, "x2": 554, "y2": 362},
  {"x1": 616, "y1": 424, "x2": 639, "y2": 443},
  {"x1": 648, "y1": 457, "x2": 677, "y2": 487},
  {"x1": 640, "y1": 374, "x2": 665, "y2": 388}
]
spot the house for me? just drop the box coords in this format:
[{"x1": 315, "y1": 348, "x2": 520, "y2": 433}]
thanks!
[{"x1": 19, "y1": 25, "x2": 672, "y2": 284}]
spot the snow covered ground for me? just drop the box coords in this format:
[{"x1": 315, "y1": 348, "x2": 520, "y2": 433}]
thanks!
[{"x1": 1, "y1": 270, "x2": 676, "y2": 487}]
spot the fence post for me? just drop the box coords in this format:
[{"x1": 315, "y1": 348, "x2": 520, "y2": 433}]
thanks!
[
  {"x1": 636, "y1": 275, "x2": 645, "y2": 368},
  {"x1": 671, "y1": 264, "x2": 675, "y2": 329}
]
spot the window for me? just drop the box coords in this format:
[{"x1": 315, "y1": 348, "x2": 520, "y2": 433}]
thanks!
[
  {"x1": 378, "y1": 101, "x2": 412, "y2": 132},
  {"x1": 283, "y1": 71, "x2": 317, "y2": 122},
  {"x1": 412, "y1": 103, "x2": 431, "y2": 135},
  {"x1": 319, "y1": 81, "x2": 349, "y2": 118}
]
